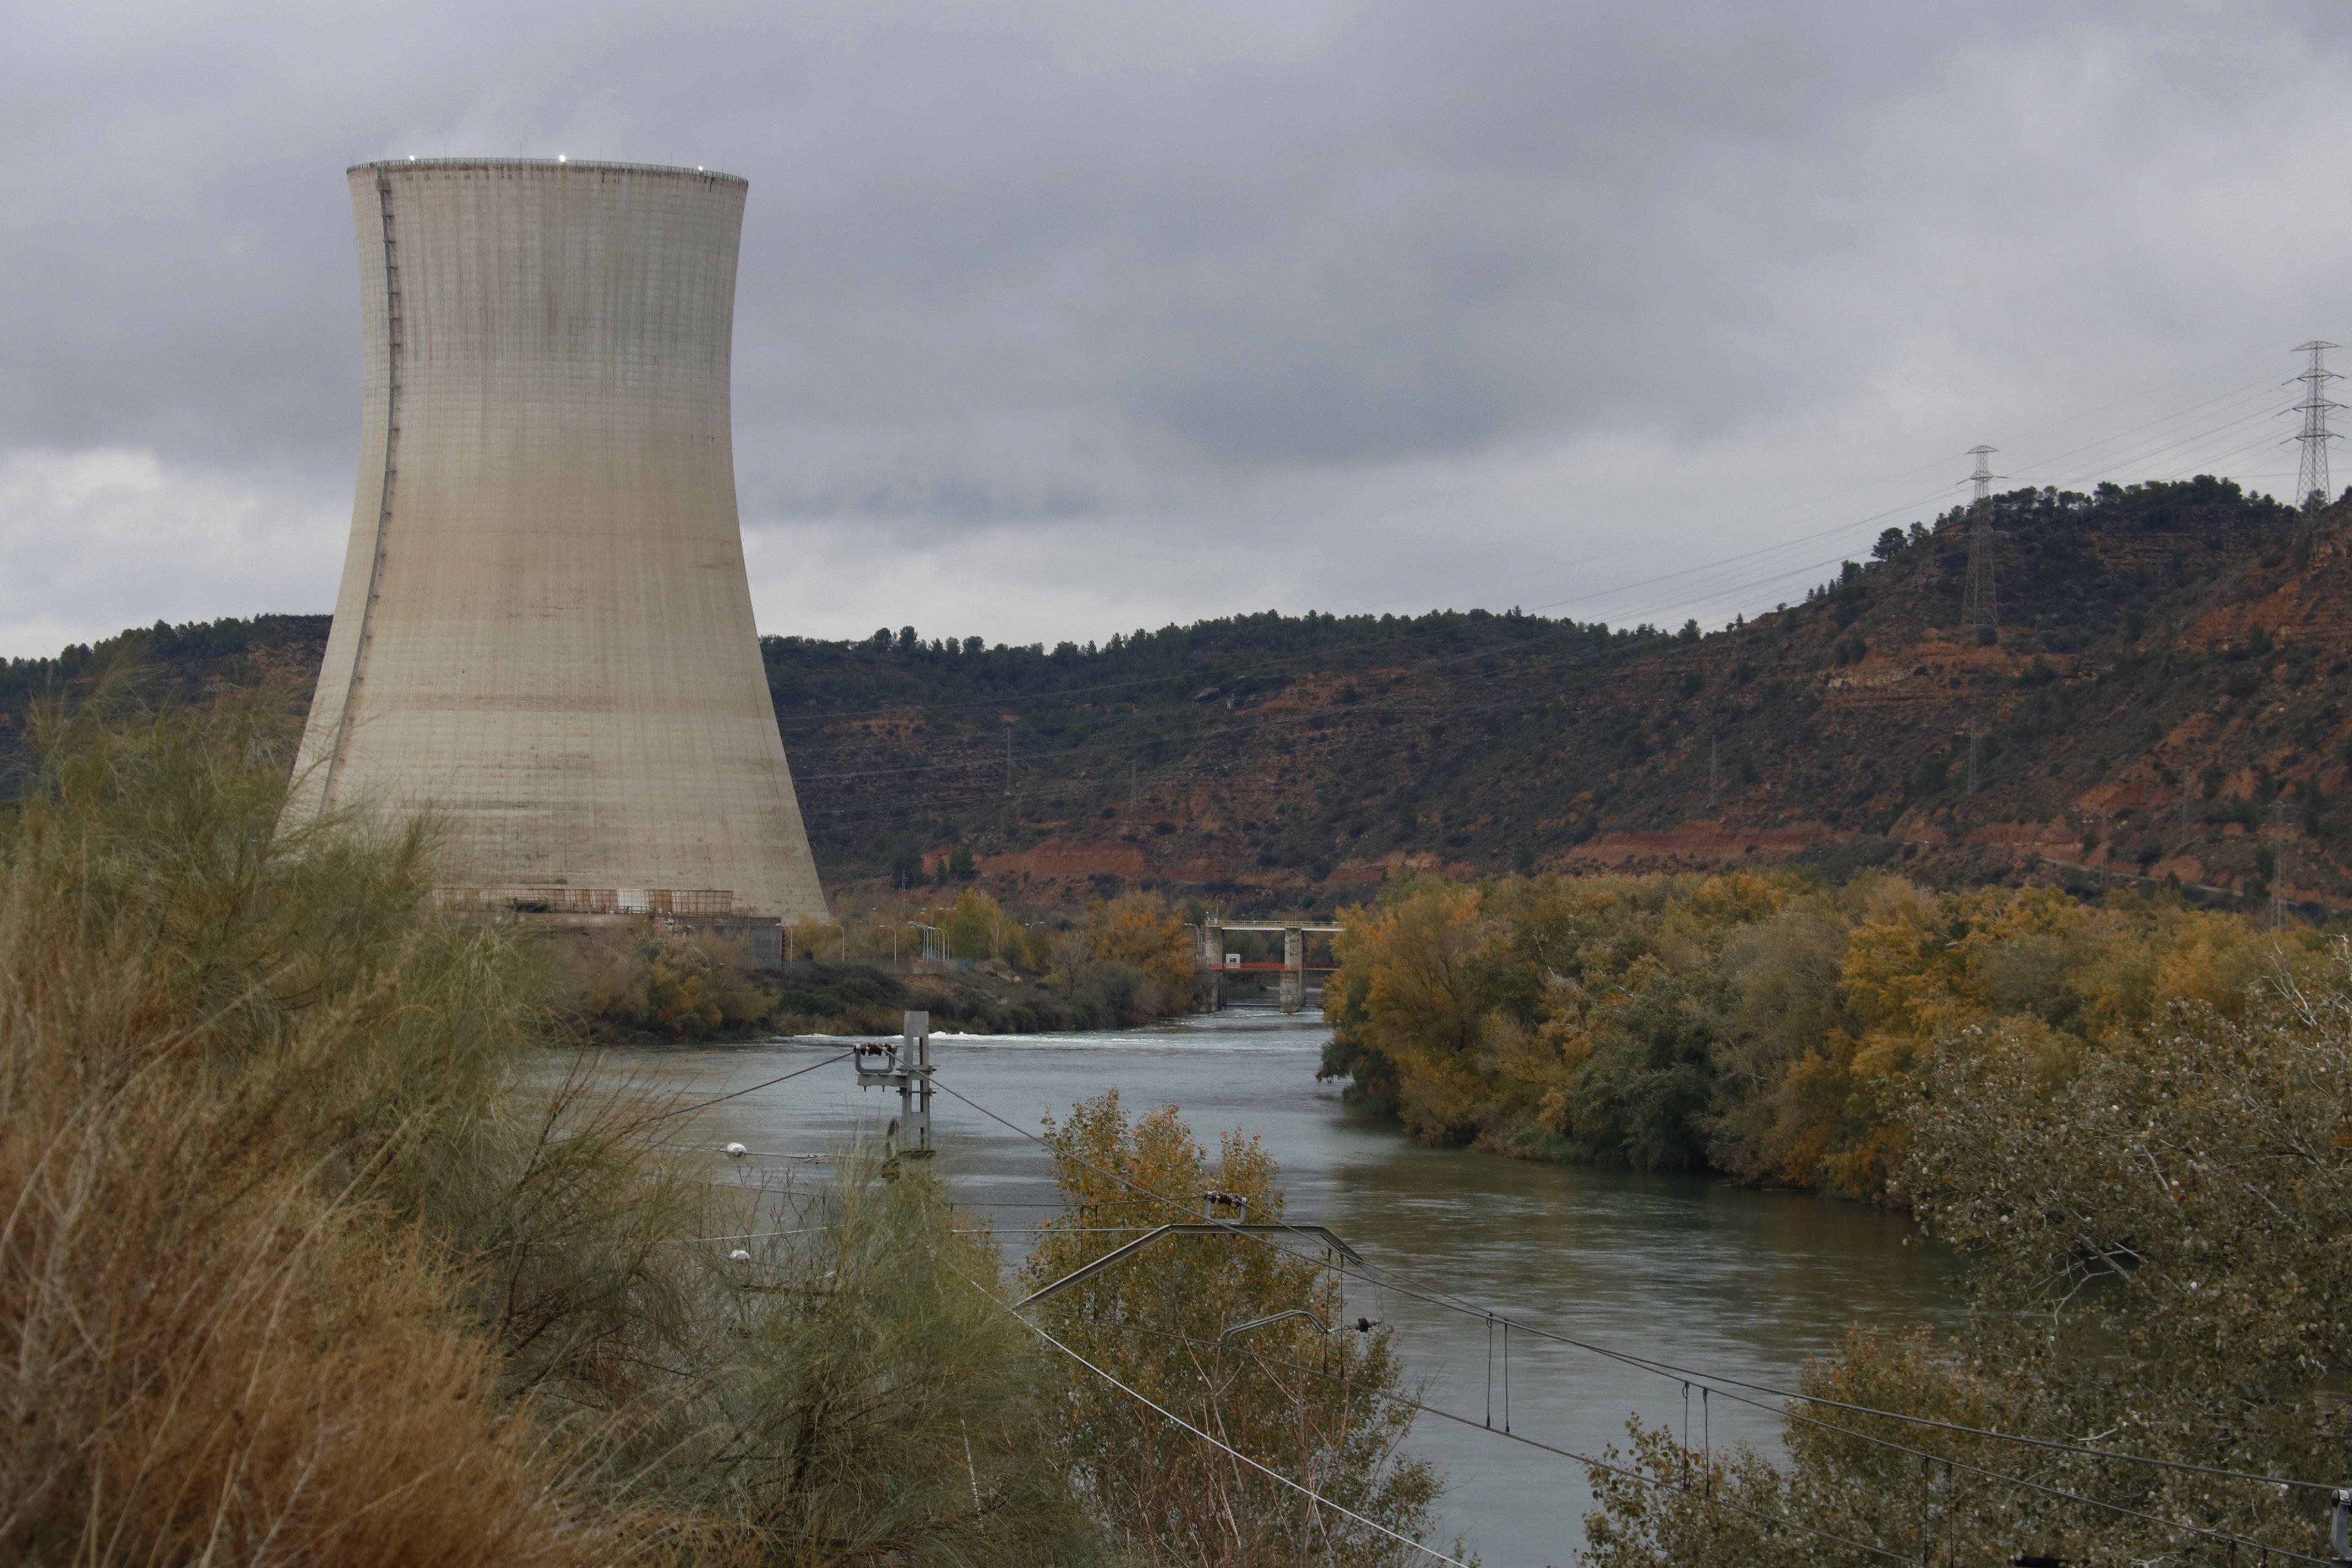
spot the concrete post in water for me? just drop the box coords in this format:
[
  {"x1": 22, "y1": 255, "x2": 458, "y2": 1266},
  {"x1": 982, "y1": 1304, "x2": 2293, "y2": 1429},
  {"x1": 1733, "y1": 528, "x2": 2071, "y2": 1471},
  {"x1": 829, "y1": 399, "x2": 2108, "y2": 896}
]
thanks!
[
  {"x1": 1204, "y1": 918, "x2": 1224, "y2": 1012},
  {"x1": 1281, "y1": 925, "x2": 1305, "y2": 1014},
  {"x1": 856, "y1": 1010, "x2": 934, "y2": 1158},
  {"x1": 288, "y1": 159, "x2": 828, "y2": 925},
  {"x1": 900, "y1": 1010, "x2": 933, "y2": 1158}
]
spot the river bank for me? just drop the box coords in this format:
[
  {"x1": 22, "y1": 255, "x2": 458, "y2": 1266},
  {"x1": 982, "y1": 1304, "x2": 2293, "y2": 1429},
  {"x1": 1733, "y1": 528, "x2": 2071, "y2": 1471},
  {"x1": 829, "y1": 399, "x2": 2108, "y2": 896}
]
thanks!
[
  {"x1": 571, "y1": 950, "x2": 1099, "y2": 1043},
  {"x1": 618, "y1": 1009, "x2": 1963, "y2": 1565}
]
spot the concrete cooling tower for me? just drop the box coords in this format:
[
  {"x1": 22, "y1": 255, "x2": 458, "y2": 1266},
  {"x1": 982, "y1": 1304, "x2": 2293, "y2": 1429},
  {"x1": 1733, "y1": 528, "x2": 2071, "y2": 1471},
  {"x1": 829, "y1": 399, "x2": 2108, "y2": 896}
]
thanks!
[{"x1": 288, "y1": 158, "x2": 828, "y2": 926}]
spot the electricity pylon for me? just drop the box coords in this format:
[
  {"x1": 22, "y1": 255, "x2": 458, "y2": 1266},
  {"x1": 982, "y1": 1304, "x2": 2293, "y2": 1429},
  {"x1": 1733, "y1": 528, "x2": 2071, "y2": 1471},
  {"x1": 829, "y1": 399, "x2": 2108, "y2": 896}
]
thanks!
[
  {"x1": 2292, "y1": 340, "x2": 2341, "y2": 514},
  {"x1": 1961, "y1": 445, "x2": 1999, "y2": 634}
]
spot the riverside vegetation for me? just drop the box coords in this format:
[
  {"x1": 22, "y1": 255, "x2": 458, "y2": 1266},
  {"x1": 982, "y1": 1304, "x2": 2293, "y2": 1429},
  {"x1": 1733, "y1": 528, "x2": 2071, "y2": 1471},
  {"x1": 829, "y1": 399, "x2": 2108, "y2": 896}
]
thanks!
[
  {"x1": 1321, "y1": 868, "x2": 2319, "y2": 1197},
  {"x1": 18, "y1": 684, "x2": 2349, "y2": 1560},
  {"x1": 1323, "y1": 869, "x2": 2352, "y2": 1558},
  {"x1": 0, "y1": 696, "x2": 1430, "y2": 1567},
  {"x1": 571, "y1": 885, "x2": 1201, "y2": 1042}
]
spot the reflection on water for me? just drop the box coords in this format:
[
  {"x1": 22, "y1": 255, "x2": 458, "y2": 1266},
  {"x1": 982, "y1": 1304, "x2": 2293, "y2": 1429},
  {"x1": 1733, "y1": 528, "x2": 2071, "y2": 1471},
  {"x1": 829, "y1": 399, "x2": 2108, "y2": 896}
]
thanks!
[{"x1": 608, "y1": 1010, "x2": 1964, "y2": 1566}]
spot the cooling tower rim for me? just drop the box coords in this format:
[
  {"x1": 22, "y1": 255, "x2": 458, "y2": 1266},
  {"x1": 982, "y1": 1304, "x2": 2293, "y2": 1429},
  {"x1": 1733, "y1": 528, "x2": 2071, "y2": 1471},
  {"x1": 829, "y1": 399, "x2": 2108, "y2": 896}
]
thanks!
[{"x1": 349, "y1": 156, "x2": 747, "y2": 186}]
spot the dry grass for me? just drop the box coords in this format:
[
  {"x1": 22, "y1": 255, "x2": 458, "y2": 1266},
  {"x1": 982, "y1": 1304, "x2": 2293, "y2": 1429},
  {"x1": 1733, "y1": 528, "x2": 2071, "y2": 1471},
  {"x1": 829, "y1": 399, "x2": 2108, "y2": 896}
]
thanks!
[
  {"x1": 0, "y1": 833, "x2": 634, "y2": 1565},
  {"x1": 0, "y1": 689, "x2": 1104, "y2": 1567}
]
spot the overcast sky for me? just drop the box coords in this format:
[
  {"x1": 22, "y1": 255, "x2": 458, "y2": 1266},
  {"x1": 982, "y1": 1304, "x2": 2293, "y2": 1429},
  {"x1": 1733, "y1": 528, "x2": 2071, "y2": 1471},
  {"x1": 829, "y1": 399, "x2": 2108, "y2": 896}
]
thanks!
[{"x1": 4, "y1": 2, "x2": 2350, "y2": 658}]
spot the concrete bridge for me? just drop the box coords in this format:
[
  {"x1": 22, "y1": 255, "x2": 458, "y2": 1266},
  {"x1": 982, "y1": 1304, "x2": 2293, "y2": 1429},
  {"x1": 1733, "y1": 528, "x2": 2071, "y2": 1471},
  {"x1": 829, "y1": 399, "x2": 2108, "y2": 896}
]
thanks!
[{"x1": 1193, "y1": 919, "x2": 1343, "y2": 1014}]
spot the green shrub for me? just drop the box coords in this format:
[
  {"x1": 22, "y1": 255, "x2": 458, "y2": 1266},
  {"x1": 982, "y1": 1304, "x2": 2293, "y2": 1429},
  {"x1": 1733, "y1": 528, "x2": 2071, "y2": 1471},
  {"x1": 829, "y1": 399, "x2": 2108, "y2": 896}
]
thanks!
[{"x1": 0, "y1": 689, "x2": 1103, "y2": 1565}]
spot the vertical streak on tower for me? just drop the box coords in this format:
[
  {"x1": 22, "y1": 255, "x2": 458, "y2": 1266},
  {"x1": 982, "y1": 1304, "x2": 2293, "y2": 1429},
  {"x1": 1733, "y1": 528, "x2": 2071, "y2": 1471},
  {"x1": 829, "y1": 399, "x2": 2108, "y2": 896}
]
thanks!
[
  {"x1": 322, "y1": 172, "x2": 406, "y2": 809},
  {"x1": 2292, "y1": 340, "x2": 2341, "y2": 514},
  {"x1": 1961, "y1": 445, "x2": 1998, "y2": 635},
  {"x1": 288, "y1": 159, "x2": 828, "y2": 923}
]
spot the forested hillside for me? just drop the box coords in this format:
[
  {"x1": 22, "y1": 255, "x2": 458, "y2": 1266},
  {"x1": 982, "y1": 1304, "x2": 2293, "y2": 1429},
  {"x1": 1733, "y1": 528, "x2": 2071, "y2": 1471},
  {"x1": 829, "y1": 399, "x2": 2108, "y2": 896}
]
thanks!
[{"x1": 8, "y1": 476, "x2": 2348, "y2": 916}]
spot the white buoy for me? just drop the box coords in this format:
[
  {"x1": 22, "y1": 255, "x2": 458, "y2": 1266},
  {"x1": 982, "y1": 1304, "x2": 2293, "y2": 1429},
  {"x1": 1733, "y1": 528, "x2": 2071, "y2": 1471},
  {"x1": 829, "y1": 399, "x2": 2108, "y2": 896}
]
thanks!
[
  {"x1": 728, "y1": 1248, "x2": 752, "y2": 1262},
  {"x1": 725, "y1": 1141, "x2": 748, "y2": 1158}
]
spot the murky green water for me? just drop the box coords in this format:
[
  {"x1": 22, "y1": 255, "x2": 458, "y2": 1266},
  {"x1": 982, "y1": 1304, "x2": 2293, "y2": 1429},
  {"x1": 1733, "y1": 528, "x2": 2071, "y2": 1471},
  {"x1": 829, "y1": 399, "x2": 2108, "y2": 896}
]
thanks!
[{"x1": 609, "y1": 1010, "x2": 1964, "y2": 1566}]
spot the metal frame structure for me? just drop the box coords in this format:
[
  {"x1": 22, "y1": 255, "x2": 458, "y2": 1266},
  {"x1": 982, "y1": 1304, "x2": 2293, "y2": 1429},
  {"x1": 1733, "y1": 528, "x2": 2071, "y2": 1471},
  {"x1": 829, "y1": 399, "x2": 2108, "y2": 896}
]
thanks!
[
  {"x1": 854, "y1": 1010, "x2": 935, "y2": 1157},
  {"x1": 2293, "y1": 339, "x2": 2342, "y2": 513},
  {"x1": 1961, "y1": 444, "x2": 2000, "y2": 635}
]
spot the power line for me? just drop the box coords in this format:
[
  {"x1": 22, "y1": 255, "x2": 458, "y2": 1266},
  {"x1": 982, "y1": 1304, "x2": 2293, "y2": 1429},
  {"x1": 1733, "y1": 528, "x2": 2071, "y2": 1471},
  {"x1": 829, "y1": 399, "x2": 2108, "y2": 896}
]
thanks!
[
  {"x1": 1331, "y1": 1248, "x2": 2347, "y2": 1500},
  {"x1": 1671, "y1": 1364, "x2": 2337, "y2": 1564},
  {"x1": 2001, "y1": 371, "x2": 2287, "y2": 484},
  {"x1": 657, "y1": 1224, "x2": 830, "y2": 1245},
  {"x1": 1350, "y1": 311, "x2": 2352, "y2": 629},
  {"x1": 781, "y1": 372, "x2": 2335, "y2": 845},
  {"x1": 1084, "y1": 1318, "x2": 1919, "y2": 1565},
  {"x1": 1105, "y1": 1316, "x2": 2333, "y2": 1565},
  {"x1": 2013, "y1": 396, "x2": 2295, "y2": 500},
  {"x1": 633, "y1": 1049, "x2": 855, "y2": 1125},
  {"x1": 781, "y1": 480, "x2": 2170, "y2": 807},
  {"x1": 797, "y1": 497, "x2": 2281, "y2": 829},
  {"x1": 974, "y1": 1282, "x2": 1472, "y2": 1566},
  {"x1": 1985, "y1": 307, "x2": 2352, "y2": 458},
  {"x1": 768, "y1": 345, "x2": 2320, "y2": 721},
  {"x1": 923, "y1": 1071, "x2": 2345, "y2": 1502},
  {"x1": 968, "y1": 1096, "x2": 2340, "y2": 1555},
  {"x1": 769, "y1": 372, "x2": 2290, "y2": 763}
]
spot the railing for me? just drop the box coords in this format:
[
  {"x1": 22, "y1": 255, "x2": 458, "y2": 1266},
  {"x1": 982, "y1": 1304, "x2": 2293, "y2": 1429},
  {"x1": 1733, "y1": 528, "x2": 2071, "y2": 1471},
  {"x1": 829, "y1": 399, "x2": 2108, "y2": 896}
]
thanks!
[{"x1": 432, "y1": 886, "x2": 737, "y2": 914}]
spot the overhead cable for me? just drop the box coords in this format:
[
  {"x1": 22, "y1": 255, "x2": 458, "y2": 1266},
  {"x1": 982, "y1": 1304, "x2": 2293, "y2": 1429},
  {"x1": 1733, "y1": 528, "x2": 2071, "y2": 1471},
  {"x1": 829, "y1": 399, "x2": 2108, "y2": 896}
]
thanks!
[
  {"x1": 972, "y1": 1281, "x2": 1472, "y2": 1567},
  {"x1": 1090, "y1": 1319, "x2": 1920, "y2": 1566},
  {"x1": 1109, "y1": 1315, "x2": 2331, "y2": 1566},
  {"x1": 1681, "y1": 1365, "x2": 2335, "y2": 1563},
  {"x1": 634, "y1": 1049, "x2": 855, "y2": 1126},
  {"x1": 922, "y1": 1071, "x2": 2342, "y2": 1502}
]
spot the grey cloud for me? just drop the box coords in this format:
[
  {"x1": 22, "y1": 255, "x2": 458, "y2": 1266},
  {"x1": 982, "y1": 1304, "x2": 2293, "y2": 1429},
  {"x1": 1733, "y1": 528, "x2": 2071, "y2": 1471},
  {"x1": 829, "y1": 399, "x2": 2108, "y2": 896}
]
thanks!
[{"x1": 4, "y1": 1, "x2": 2352, "y2": 654}]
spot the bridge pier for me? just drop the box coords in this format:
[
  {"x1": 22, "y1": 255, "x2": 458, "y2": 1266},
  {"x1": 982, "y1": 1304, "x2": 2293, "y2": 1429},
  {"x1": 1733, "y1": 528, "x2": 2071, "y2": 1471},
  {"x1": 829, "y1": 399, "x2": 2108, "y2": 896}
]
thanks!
[
  {"x1": 1201, "y1": 919, "x2": 1224, "y2": 1012},
  {"x1": 1192, "y1": 918, "x2": 1340, "y2": 1015}
]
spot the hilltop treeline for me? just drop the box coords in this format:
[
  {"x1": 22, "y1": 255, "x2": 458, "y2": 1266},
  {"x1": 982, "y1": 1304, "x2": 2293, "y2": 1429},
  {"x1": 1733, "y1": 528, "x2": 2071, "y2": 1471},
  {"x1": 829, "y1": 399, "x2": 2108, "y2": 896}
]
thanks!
[
  {"x1": 760, "y1": 473, "x2": 2305, "y2": 726},
  {"x1": 0, "y1": 612, "x2": 328, "y2": 719},
  {"x1": 7, "y1": 475, "x2": 2344, "y2": 913},
  {"x1": 1320, "y1": 868, "x2": 2321, "y2": 1197},
  {"x1": 755, "y1": 475, "x2": 2350, "y2": 903},
  {"x1": 760, "y1": 605, "x2": 1681, "y2": 720}
]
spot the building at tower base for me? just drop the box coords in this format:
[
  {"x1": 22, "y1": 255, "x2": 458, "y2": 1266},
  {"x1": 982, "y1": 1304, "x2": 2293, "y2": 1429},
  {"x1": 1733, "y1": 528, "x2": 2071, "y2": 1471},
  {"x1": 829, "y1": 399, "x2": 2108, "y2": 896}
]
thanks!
[{"x1": 287, "y1": 158, "x2": 827, "y2": 933}]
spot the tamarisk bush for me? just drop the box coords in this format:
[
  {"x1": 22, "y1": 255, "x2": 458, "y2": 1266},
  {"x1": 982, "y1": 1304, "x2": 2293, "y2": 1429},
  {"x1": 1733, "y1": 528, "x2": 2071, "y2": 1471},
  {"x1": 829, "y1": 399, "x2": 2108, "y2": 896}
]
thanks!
[
  {"x1": 0, "y1": 692, "x2": 1098, "y2": 1565},
  {"x1": 1582, "y1": 950, "x2": 2352, "y2": 1564}
]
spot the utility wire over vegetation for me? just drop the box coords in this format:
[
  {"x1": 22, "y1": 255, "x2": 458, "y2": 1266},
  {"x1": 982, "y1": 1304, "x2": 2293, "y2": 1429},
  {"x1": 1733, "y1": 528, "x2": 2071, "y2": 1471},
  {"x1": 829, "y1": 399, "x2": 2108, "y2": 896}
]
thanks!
[
  {"x1": 1005, "y1": 1092, "x2": 1449, "y2": 1566},
  {"x1": 11, "y1": 684, "x2": 2352, "y2": 1561},
  {"x1": 0, "y1": 692, "x2": 1428, "y2": 1566},
  {"x1": 1313, "y1": 868, "x2": 2352, "y2": 1560},
  {"x1": 933, "y1": 1048, "x2": 2352, "y2": 1560}
]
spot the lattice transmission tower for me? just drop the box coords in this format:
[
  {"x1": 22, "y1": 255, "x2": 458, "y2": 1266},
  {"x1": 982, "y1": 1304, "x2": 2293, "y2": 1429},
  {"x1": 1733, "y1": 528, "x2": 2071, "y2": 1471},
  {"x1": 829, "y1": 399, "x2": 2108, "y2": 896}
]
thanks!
[
  {"x1": 2266, "y1": 800, "x2": 2296, "y2": 931},
  {"x1": 2293, "y1": 340, "x2": 2342, "y2": 514},
  {"x1": 1961, "y1": 444, "x2": 1999, "y2": 634}
]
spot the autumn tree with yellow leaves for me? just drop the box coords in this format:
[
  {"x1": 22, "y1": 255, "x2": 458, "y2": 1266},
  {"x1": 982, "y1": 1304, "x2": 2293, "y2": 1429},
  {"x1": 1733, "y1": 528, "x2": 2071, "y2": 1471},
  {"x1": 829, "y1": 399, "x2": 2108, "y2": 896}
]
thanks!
[
  {"x1": 1584, "y1": 937, "x2": 2352, "y2": 1564},
  {"x1": 1321, "y1": 869, "x2": 2318, "y2": 1199},
  {"x1": 1023, "y1": 1092, "x2": 1442, "y2": 1567},
  {"x1": 1036, "y1": 892, "x2": 1202, "y2": 1024}
]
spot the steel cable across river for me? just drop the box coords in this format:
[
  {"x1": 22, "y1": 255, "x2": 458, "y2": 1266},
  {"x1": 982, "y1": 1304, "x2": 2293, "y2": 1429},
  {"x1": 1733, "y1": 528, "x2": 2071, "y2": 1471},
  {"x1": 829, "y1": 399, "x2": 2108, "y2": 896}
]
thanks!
[{"x1": 612, "y1": 1008, "x2": 1963, "y2": 1565}]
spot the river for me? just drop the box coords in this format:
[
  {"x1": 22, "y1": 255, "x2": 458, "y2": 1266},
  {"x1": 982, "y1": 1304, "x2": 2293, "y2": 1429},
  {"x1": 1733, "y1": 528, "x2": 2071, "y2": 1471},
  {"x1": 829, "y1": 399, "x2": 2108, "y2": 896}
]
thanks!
[{"x1": 616, "y1": 1009, "x2": 1964, "y2": 1566}]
